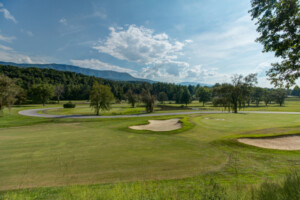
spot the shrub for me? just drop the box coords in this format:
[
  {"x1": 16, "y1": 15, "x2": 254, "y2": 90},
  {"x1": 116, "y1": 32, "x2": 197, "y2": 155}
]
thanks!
[{"x1": 63, "y1": 101, "x2": 76, "y2": 108}]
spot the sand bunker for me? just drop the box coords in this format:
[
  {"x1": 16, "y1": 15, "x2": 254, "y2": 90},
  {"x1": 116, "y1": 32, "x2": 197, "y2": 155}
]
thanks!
[
  {"x1": 238, "y1": 135, "x2": 300, "y2": 150},
  {"x1": 129, "y1": 118, "x2": 182, "y2": 131}
]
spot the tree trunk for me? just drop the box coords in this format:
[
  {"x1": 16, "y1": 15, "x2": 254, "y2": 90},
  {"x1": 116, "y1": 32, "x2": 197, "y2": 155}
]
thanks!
[
  {"x1": 203, "y1": 102, "x2": 205, "y2": 107},
  {"x1": 233, "y1": 103, "x2": 238, "y2": 113}
]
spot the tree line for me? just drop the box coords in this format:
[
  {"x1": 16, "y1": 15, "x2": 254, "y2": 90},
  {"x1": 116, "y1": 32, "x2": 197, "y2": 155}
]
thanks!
[{"x1": 0, "y1": 65, "x2": 296, "y2": 115}]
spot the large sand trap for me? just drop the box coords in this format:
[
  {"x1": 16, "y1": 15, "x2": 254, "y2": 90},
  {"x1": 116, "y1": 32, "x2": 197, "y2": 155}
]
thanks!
[
  {"x1": 129, "y1": 118, "x2": 182, "y2": 131},
  {"x1": 238, "y1": 135, "x2": 300, "y2": 150}
]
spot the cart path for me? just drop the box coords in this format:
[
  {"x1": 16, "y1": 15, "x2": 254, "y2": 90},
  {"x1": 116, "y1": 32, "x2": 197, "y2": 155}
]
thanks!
[{"x1": 18, "y1": 107, "x2": 300, "y2": 119}]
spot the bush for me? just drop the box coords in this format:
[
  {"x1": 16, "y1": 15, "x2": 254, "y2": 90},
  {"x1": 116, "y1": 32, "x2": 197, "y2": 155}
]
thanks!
[{"x1": 63, "y1": 101, "x2": 76, "y2": 108}]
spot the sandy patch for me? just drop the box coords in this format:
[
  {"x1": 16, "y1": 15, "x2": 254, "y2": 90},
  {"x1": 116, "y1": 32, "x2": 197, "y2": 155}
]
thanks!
[
  {"x1": 129, "y1": 118, "x2": 182, "y2": 131},
  {"x1": 238, "y1": 135, "x2": 300, "y2": 150}
]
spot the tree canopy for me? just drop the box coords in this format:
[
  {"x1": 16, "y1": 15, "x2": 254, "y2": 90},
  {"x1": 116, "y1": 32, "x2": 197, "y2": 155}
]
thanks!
[
  {"x1": 28, "y1": 84, "x2": 54, "y2": 106},
  {"x1": 213, "y1": 74, "x2": 257, "y2": 113},
  {"x1": 196, "y1": 87, "x2": 212, "y2": 106},
  {"x1": 0, "y1": 74, "x2": 19, "y2": 112},
  {"x1": 250, "y1": 0, "x2": 300, "y2": 87},
  {"x1": 90, "y1": 83, "x2": 114, "y2": 115}
]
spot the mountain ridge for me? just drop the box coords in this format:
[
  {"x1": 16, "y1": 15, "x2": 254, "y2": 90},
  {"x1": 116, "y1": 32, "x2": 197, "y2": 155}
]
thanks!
[{"x1": 0, "y1": 61, "x2": 155, "y2": 83}]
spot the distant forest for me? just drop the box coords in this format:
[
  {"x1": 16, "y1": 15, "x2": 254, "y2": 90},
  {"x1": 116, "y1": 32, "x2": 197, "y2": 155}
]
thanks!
[
  {"x1": 1, "y1": 65, "x2": 299, "y2": 106},
  {"x1": 0, "y1": 65, "x2": 201, "y2": 102}
]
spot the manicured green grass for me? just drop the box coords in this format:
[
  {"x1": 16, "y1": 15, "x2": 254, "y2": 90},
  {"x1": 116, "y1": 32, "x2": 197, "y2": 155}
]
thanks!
[
  {"x1": 43, "y1": 97, "x2": 300, "y2": 116},
  {"x1": 44, "y1": 104, "x2": 151, "y2": 116},
  {"x1": 1, "y1": 100, "x2": 300, "y2": 199},
  {"x1": 0, "y1": 110, "x2": 300, "y2": 192}
]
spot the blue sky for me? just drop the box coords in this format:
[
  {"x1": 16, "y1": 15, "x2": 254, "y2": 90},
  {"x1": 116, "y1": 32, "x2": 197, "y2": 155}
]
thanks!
[{"x1": 0, "y1": 0, "x2": 287, "y2": 86}]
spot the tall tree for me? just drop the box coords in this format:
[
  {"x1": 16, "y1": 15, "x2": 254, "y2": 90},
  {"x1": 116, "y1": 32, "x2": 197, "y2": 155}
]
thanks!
[
  {"x1": 250, "y1": 0, "x2": 300, "y2": 87},
  {"x1": 54, "y1": 84, "x2": 64, "y2": 104},
  {"x1": 141, "y1": 89, "x2": 155, "y2": 113},
  {"x1": 90, "y1": 82, "x2": 114, "y2": 115},
  {"x1": 251, "y1": 87, "x2": 264, "y2": 106},
  {"x1": 181, "y1": 87, "x2": 192, "y2": 106},
  {"x1": 0, "y1": 74, "x2": 19, "y2": 112},
  {"x1": 175, "y1": 87, "x2": 184, "y2": 104},
  {"x1": 196, "y1": 87, "x2": 212, "y2": 106},
  {"x1": 126, "y1": 89, "x2": 138, "y2": 108},
  {"x1": 274, "y1": 88, "x2": 287, "y2": 106},
  {"x1": 29, "y1": 84, "x2": 54, "y2": 106},
  {"x1": 213, "y1": 74, "x2": 258, "y2": 113},
  {"x1": 158, "y1": 92, "x2": 168, "y2": 104},
  {"x1": 263, "y1": 89, "x2": 272, "y2": 106}
]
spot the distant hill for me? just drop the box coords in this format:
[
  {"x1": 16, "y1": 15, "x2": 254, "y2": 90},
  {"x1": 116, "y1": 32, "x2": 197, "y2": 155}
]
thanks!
[
  {"x1": 0, "y1": 61, "x2": 155, "y2": 83},
  {"x1": 178, "y1": 82, "x2": 213, "y2": 87}
]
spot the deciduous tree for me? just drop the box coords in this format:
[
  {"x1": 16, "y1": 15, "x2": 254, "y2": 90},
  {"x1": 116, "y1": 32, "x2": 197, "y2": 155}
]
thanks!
[
  {"x1": 0, "y1": 74, "x2": 19, "y2": 112},
  {"x1": 158, "y1": 92, "x2": 168, "y2": 104},
  {"x1": 141, "y1": 89, "x2": 155, "y2": 113},
  {"x1": 213, "y1": 74, "x2": 258, "y2": 113},
  {"x1": 274, "y1": 88, "x2": 287, "y2": 106},
  {"x1": 250, "y1": 0, "x2": 300, "y2": 87},
  {"x1": 29, "y1": 84, "x2": 54, "y2": 106},
  {"x1": 90, "y1": 82, "x2": 114, "y2": 115},
  {"x1": 54, "y1": 84, "x2": 64, "y2": 104},
  {"x1": 196, "y1": 87, "x2": 212, "y2": 106},
  {"x1": 181, "y1": 87, "x2": 192, "y2": 106},
  {"x1": 126, "y1": 89, "x2": 138, "y2": 107}
]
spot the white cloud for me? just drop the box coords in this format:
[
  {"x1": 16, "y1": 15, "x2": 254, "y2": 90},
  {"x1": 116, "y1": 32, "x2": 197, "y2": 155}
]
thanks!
[
  {"x1": 93, "y1": 25, "x2": 196, "y2": 82},
  {"x1": 0, "y1": 3, "x2": 17, "y2": 23},
  {"x1": 21, "y1": 29, "x2": 34, "y2": 37},
  {"x1": 0, "y1": 33, "x2": 15, "y2": 42},
  {"x1": 59, "y1": 18, "x2": 67, "y2": 25},
  {"x1": 0, "y1": 42, "x2": 45, "y2": 64},
  {"x1": 93, "y1": 25, "x2": 187, "y2": 65},
  {"x1": 93, "y1": 11, "x2": 106, "y2": 19},
  {"x1": 138, "y1": 63, "x2": 228, "y2": 84},
  {"x1": 70, "y1": 59, "x2": 137, "y2": 74},
  {"x1": 187, "y1": 15, "x2": 258, "y2": 60},
  {"x1": 185, "y1": 39, "x2": 193, "y2": 43},
  {"x1": 0, "y1": 44, "x2": 13, "y2": 51},
  {"x1": 0, "y1": 49, "x2": 45, "y2": 63}
]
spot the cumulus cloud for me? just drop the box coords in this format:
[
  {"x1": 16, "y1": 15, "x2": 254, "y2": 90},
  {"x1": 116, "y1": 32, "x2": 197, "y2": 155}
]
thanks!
[
  {"x1": 0, "y1": 3, "x2": 17, "y2": 23},
  {"x1": 0, "y1": 48, "x2": 45, "y2": 63},
  {"x1": 138, "y1": 63, "x2": 226, "y2": 83},
  {"x1": 70, "y1": 59, "x2": 137, "y2": 74},
  {"x1": 0, "y1": 41, "x2": 45, "y2": 64},
  {"x1": 92, "y1": 25, "x2": 198, "y2": 82},
  {"x1": 93, "y1": 25, "x2": 187, "y2": 65}
]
